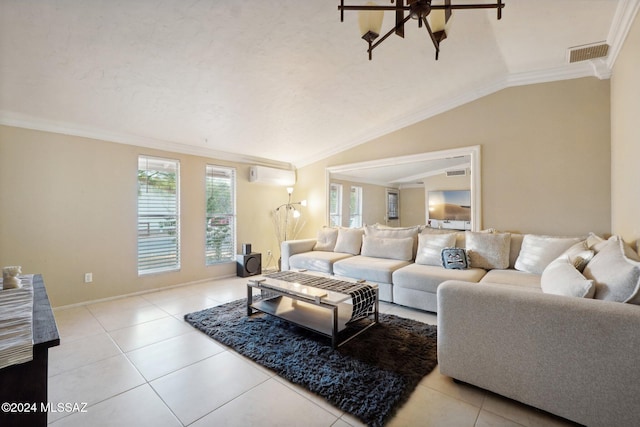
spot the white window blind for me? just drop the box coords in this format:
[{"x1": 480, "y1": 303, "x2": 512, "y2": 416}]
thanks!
[
  {"x1": 329, "y1": 183, "x2": 342, "y2": 227},
  {"x1": 206, "y1": 165, "x2": 236, "y2": 265},
  {"x1": 350, "y1": 186, "x2": 363, "y2": 228},
  {"x1": 137, "y1": 156, "x2": 180, "y2": 275}
]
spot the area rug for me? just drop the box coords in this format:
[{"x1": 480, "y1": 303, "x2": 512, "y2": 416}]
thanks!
[{"x1": 184, "y1": 298, "x2": 438, "y2": 427}]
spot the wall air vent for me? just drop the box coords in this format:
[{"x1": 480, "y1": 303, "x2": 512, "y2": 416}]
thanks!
[
  {"x1": 446, "y1": 169, "x2": 467, "y2": 177},
  {"x1": 568, "y1": 42, "x2": 609, "y2": 63}
]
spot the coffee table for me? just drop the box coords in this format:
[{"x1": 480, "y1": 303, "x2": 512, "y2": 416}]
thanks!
[{"x1": 247, "y1": 271, "x2": 379, "y2": 348}]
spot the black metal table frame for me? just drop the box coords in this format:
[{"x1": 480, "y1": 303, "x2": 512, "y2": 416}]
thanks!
[{"x1": 247, "y1": 279, "x2": 379, "y2": 348}]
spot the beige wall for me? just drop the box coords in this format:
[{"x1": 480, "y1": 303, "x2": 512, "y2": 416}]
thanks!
[
  {"x1": 0, "y1": 68, "x2": 622, "y2": 306},
  {"x1": 611, "y1": 13, "x2": 640, "y2": 243},
  {"x1": 297, "y1": 77, "x2": 612, "y2": 237},
  {"x1": 399, "y1": 186, "x2": 425, "y2": 226},
  {"x1": 0, "y1": 125, "x2": 284, "y2": 306}
]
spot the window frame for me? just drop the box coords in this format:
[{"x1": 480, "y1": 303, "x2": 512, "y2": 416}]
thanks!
[
  {"x1": 329, "y1": 183, "x2": 343, "y2": 227},
  {"x1": 349, "y1": 185, "x2": 363, "y2": 228},
  {"x1": 205, "y1": 165, "x2": 237, "y2": 265},
  {"x1": 137, "y1": 155, "x2": 181, "y2": 276}
]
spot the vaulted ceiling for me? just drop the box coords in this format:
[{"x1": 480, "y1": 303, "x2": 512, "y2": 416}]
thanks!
[{"x1": 1, "y1": 1, "x2": 638, "y2": 168}]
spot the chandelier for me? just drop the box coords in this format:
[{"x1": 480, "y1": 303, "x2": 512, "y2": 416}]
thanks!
[{"x1": 338, "y1": 0, "x2": 505, "y2": 60}]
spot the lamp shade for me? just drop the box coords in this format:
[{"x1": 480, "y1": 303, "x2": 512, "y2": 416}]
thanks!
[
  {"x1": 358, "y1": 2, "x2": 384, "y2": 37},
  {"x1": 427, "y1": 9, "x2": 452, "y2": 34}
]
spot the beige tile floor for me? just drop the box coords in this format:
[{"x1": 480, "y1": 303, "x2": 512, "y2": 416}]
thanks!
[{"x1": 47, "y1": 276, "x2": 580, "y2": 427}]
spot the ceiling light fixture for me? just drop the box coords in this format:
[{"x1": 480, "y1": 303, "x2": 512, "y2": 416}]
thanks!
[{"x1": 339, "y1": 0, "x2": 505, "y2": 60}]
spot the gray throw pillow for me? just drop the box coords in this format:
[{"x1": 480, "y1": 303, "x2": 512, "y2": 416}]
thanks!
[
  {"x1": 583, "y1": 237, "x2": 640, "y2": 304},
  {"x1": 465, "y1": 231, "x2": 511, "y2": 270}
]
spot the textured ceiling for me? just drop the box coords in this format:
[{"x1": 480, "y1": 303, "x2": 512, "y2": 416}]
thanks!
[{"x1": 0, "y1": 0, "x2": 637, "y2": 168}]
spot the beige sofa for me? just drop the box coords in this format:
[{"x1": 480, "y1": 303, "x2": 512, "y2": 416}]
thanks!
[
  {"x1": 280, "y1": 225, "x2": 579, "y2": 312},
  {"x1": 438, "y1": 234, "x2": 640, "y2": 426},
  {"x1": 283, "y1": 227, "x2": 640, "y2": 425}
]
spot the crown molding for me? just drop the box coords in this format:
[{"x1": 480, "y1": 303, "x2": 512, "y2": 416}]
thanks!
[
  {"x1": 0, "y1": 111, "x2": 294, "y2": 170},
  {"x1": 3, "y1": 0, "x2": 636, "y2": 172},
  {"x1": 294, "y1": 63, "x2": 600, "y2": 168},
  {"x1": 606, "y1": 0, "x2": 640, "y2": 69},
  {"x1": 298, "y1": 1, "x2": 640, "y2": 169}
]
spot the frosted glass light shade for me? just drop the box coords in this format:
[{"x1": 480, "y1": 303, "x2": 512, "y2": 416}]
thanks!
[
  {"x1": 358, "y1": 2, "x2": 384, "y2": 37},
  {"x1": 428, "y1": 9, "x2": 452, "y2": 34}
]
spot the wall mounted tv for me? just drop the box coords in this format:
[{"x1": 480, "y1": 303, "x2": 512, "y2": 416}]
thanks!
[{"x1": 428, "y1": 190, "x2": 471, "y2": 221}]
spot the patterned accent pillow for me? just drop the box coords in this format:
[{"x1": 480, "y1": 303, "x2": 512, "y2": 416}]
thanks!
[{"x1": 441, "y1": 248, "x2": 469, "y2": 270}]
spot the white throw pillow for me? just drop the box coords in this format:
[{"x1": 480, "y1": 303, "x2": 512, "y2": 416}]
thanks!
[
  {"x1": 557, "y1": 240, "x2": 594, "y2": 272},
  {"x1": 541, "y1": 258, "x2": 595, "y2": 298},
  {"x1": 313, "y1": 227, "x2": 339, "y2": 252},
  {"x1": 365, "y1": 224, "x2": 419, "y2": 239},
  {"x1": 514, "y1": 235, "x2": 582, "y2": 275},
  {"x1": 333, "y1": 228, "x2": 364, "y2": 255},
  {"x1": 586, "y1": 232, "x2": 608, "y2": 253},
  {"x1": 361, "y1": 236, "x2": 414, "y2": 261},
  {"x1": 415, "y1": 233, "x2": 456, "y2": 266},
  {"x1": 465, "y1": 231, "x2": 511, "y2": 270},
  {"x1": 583, "y1": 237, "x2": 640, "y2": 304},
  {"x1": 366, "y1": 225, "x2": 420, "y2": 256}
]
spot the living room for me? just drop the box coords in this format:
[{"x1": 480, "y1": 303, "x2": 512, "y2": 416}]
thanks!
[{"x1": 1, "y1": 1, "x2": 639, "y2": 426}]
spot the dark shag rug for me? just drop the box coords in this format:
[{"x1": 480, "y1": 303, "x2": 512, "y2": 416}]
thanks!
[{"x1": 184, "y1": 298, "x2": 438, "y2": 427}]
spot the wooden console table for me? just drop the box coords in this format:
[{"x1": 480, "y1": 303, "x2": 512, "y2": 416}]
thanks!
[{"x1": 0, "y1": 275, "x2": 60, "y2": 427}]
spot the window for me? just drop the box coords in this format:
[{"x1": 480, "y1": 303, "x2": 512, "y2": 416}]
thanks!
[
  {"x1": 387, "y1": 189, "x2": 399, "y2": 220},
  {"x1": 350, "y1": 186, "x2": 363, "y2": 228},
  {"x1": 137, "y1": 156, "x2": 180, "y2": 275},
  {"x1": 329, "y1": 183, "x2": 343, "y2": 227},
  {"x1": 206, "y1": 165, "x2": 236, "y2": 265}
]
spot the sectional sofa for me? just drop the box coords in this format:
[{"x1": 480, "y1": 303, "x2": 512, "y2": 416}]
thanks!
[
  {"x1": 280, "y1": 224, "x2": 585, "y2": 312},
  {"x1": 281, "y1": 224, "x2": 640, "y2": 426}
]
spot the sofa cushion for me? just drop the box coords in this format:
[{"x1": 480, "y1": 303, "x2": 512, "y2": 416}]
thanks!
[
  {"x1": 465, "y1": 231, "x2": 511, "y2": 270},
  {"x1": 587, "y1": 232, "x2": 608, "y2": 253},
  {"x1": 479, "y1": 269, "x2": 541, "y2": 289},
  {"x1": 415, "y1": 233, "x2": 457, "y2": 266},
  {"x1": 541, "y1": 257, "x2": 595, "y2": 298},
  {"x1": 514, "y1": 235, "x2": 583, "y2": 275},
  {"x1": 367, "y1": 225, "x2": 420, "y2": 256},
  {"x1": 333, "y1": 227, "x2": 364, "y2": 255},
  {"x1": 365, "y1": 224, "x2": 419, "y2": 239},
  {"x1": 288, "y1": 251, "x2": 353, "y2": 275},
  {"x1": 393, "y1": 264, "x2": 487, "y2": 294},
  {"x1": 313, "y1": 227, "x2": 338, "y2": 252},
  {"x1": 508, "y1": 233, "x2": 524, "y2": 269},
  {"x1": 333, "y1": 256, "x2": 411, "y2": 284},
  {"x1": 361, "y1": 236, "x2": 414, "y2": 261},
  {"x1": 583, "y1": 237, "x2": 640, "y2": 304}
]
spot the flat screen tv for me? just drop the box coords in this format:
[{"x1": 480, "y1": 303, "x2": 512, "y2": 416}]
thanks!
[{"x1": 428, "y1": 190, "x2": 471, "y2": 221}]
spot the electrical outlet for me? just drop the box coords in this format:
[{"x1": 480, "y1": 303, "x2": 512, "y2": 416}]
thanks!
[{"x1": 84, "y1": 273, "x2": 93, "y2": 283}]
